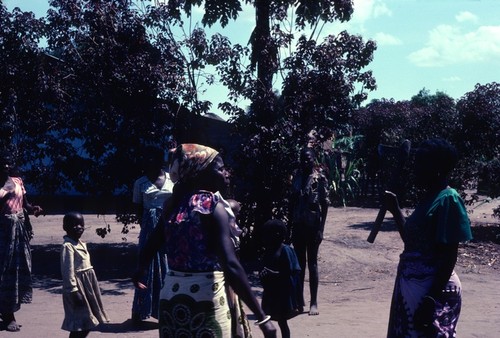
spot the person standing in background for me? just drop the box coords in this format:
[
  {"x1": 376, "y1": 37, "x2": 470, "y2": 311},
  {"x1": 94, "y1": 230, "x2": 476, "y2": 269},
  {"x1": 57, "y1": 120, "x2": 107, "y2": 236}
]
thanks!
[
  {"x1": 0, "y1": 152, "x2": 43, "y2": 332},
  {"x1": 131, "y1": 146, "x2": 173, "y2": 324},
  {"x1": 289, "y1": 147, "x2": 329, "y2": 316}
]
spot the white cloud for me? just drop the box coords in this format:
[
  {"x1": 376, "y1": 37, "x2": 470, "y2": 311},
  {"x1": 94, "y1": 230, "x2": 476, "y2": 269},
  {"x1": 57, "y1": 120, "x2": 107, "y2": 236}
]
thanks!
[
  {"x1": 373, "y1": 2, "x2": 392, "y2": 18},
  {"x1": 374, "y1": 32, "x2": 401, "y2": 46},
  {"x1": 352, "y1": 0, "x2": 392, "y2": 24},
  {"x1": 443, "y1": 76, "x2": 461, "y2": 82},
  {"x1": 408, "y1": 24, "x2": 500, "y2": 67},
  {"x1": 455, "y1": 11, "x2": 478, "y2": 23}
]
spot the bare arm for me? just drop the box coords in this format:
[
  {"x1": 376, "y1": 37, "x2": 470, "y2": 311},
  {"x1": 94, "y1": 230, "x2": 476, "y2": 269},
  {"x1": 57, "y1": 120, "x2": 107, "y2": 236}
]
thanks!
[
  {"x1": 413, "y1": 242, "x2": 459, "y2": 329},
  {"x1": 428, "y1": 243, "x2": 458, "y2": 298},
  {"x1": 210, "y1": 203, "x2": 276, "y2": 337},
  {"x1": 384, "y1": 191, "x2": 405, "y2": 240},
  {"x1": 133, "y1": 218, "x2": 165, "y2": 289},
  {"x1": 320, "y1": 200, "x2": 328, "y2": 235},
  {"x1": 134, "y1": 202, "x2": 143, "y2": 225},
  {"x1": 23, "y1": 194, "x2": 43, "y2": 216},
  {"x1": 319, "y1": 174, "x2": 330, "y2": 235}
]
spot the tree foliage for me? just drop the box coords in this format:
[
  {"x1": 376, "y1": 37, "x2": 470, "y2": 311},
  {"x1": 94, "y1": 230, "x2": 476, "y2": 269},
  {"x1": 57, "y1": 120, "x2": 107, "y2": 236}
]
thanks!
[
  {"x1": 2, "y1": 1, "x2": 376, "y2": 230},
  {"x1": 351, "y1": 86, "x2": 499, "y2": 210},
  {"x1": 454, "y1": 82, "x2": 500, "y2": 189},
  {"x1": 0, "y1": 5, "x2": 46, "y2": 174},
  {"x1": 148, "y1": 1, "x2": 375, "y2": 232},
  {"x1": 2, "y1": 1, "x2": 497, "y2": 238},
  {"x1": 1, "y1": 1, "x2": 205, "y2": 209},
  {"x1": 36, "y1": 0, "x2": 188, "y2": 199},
  {"x1": 221, "y1": 2, "x2": 376, "y2": 234}
]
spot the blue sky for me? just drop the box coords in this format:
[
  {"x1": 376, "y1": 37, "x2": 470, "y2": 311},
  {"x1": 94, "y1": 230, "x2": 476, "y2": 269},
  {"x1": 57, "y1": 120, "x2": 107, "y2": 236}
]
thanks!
[{"x1": 5, "y1": 0, "x2": 500, "y2": 117}]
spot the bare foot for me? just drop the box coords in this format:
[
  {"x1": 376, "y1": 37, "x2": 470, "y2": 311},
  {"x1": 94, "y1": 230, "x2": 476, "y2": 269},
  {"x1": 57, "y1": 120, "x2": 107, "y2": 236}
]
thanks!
[
  {"x1": 309, "y1": 304, "x2": 319, "y2": 316},
  {"x1": 6, "y1": 320, "x2": 21, "y2": 332}
]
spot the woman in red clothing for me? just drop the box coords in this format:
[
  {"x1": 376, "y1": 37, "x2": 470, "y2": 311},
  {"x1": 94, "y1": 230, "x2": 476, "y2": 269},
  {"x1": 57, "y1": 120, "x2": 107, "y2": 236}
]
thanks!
[{"x1": 0, "y1": 153, "x2": 43, "y2": 332}]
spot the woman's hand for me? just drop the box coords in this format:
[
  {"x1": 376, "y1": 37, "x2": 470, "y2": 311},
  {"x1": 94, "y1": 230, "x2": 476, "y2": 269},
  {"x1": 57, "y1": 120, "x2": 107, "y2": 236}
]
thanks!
[
  {"x1": 132, "y1": 269, "x2": 147, "y2": 290},
  {"x1": 413, "y1": 296, "x2": 436, "y2": 332},
  {"x1": 32, "y1": 205, "x2": 43, "y2": 217},
  {"x1": 383, "y1": 191, "x2": 400, "y2": 215},
  {"x1": 383, "y1": 191, "x2": 406, "y2": 239},
  {"x1": 71, "y1": 291, "x2": 85, "y2": 306}
]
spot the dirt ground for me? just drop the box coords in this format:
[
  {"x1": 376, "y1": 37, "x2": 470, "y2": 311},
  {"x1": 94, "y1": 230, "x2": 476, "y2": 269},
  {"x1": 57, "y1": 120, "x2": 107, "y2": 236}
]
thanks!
[{"x1": 2, "y1": 197, "x2": 499, "y2": 337}]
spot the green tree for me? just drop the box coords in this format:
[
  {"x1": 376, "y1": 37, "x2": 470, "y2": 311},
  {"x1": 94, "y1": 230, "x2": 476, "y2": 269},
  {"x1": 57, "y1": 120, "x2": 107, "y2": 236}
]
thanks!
[
  {"x1": 151, "y1": 1, "x2": 376, "y2": 234},
  {"x1": 455, "y1": 82, "x2": 500, "y2": 191},
  {"x1": 0, "y1": 4, "x2": 46, "y2": 171},
  {"x1": 410, "y1": 89, "x2": 460, "y2": 142},
  {"x1": 31, "y1": 0, "x2": 187, "y2": 201},
  {"x1": 351, "y1": 90, "x2": 461, "y2": 206}
]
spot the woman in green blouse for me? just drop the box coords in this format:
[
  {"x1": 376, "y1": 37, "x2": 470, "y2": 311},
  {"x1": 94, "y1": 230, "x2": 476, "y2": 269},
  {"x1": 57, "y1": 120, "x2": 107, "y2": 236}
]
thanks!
[{"x1": 385, "y1": 138, "x2": 472, "y2": 337}]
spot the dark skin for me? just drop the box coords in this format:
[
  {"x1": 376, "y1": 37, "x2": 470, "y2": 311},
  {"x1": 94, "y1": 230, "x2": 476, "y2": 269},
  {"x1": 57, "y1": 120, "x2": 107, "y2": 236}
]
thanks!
[
  {"x1": 133, "y1": 156, "x2": 276, "y2": 337},
  {"x1": 1, "y1": 160, "x2": 43, "y2": 332},
  {"x1": 261, "y1": 232, "x2": 291, "y2": 338},
  {"x1": 63, "y1": 214, "x2": 90, "y2": 338},
  {"x1": 289, "y1": 149, "x2": 328, "y2": 316},
  {"x1": 384, "y1": 155, "x2": 460, "y2": 333}
]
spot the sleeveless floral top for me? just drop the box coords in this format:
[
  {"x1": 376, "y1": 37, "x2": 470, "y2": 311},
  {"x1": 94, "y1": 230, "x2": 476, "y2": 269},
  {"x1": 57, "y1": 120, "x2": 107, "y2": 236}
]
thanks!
[{"x1": 163, "y1": 191, "x2": 222, "y2": 272}]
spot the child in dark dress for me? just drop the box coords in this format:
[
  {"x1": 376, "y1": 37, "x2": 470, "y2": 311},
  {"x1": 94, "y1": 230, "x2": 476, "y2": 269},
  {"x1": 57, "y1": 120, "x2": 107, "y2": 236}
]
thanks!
[{"x1": 259, "y1": 219, "x2": 304, "y2": 338}]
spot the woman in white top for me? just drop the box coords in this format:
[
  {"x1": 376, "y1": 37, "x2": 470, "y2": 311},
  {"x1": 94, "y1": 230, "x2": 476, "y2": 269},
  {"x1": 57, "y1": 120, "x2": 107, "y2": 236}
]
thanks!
[{"x1": 131, "y1": 146, "x2": 174, "y2": 323}]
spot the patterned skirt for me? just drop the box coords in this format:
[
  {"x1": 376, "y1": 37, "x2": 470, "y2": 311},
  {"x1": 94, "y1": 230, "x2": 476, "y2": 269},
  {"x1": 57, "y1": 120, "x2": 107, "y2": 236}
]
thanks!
[
  {"x1": 387, "y1": 252, "x2": 462, "y2": 338},
  {"x1": 0, "y1": 212, "x2": 32, "y2": 313},
  {"x1": 158, "y1": 270, "x2": 250, "y2": 338}
]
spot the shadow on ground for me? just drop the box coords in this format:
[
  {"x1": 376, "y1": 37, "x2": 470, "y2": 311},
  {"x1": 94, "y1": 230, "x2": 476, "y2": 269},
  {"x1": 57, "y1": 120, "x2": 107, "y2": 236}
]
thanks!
[
  {"x1": 348, "y1": 219, "x2": 398, "y2": 233},
  {"x1": 31, "y1": 242, "x2": 265, "y2": 294},
  {"x1": 31, "y1": 243, "x2": 138, "y2": 292},
  {"x1": 470, "y1": 223, "x2": 500, "y2": 244},
  {"x1": 96, "y1": 319, "x2": 158, "y2": 333}
]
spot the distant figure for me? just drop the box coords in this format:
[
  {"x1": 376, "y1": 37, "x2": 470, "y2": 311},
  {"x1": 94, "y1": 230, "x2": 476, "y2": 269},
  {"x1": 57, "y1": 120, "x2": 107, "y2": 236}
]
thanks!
[
  {"x1": 384, "y1": 138, "x2": 472, "y2": 337},
  {"x1": 0, "y1": 152, "x2": 43, "y2": 332},
  {"x1": 131, "y1": 146, "x2": 173, "y2": 323},
  {"x1": 289, "y1": 147, "x2": 329, "y2": 315},
  {"x1": 259, "y1": 219, "x2": 304, "y2": 338},
  {"x1": 60, "y1": 212, "x2": 109, "y2": 338}
]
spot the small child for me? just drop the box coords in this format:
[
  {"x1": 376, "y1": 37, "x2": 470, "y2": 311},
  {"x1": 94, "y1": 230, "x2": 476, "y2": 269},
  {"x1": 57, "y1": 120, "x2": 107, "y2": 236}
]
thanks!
[
  {"x1": 60, "y1": 212, "x2": 109, "y2": 338},
  {"x1": 259, "y1": 219, "x2": 304, "y2": 338}
]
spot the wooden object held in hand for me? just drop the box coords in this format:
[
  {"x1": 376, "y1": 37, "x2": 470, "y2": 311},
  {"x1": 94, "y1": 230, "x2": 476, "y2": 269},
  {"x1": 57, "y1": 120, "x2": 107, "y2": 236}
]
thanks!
[
  {"x1": 367, "y1": 207, "x2": 387, "y2": 243},
  {"x1": 367, "y1": 139, "x2": 411, "y2": 243}
]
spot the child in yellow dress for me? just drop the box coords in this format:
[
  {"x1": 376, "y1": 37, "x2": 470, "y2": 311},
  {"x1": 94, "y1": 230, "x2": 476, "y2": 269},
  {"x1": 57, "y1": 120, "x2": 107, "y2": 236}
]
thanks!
[{"x1": 60, "y1": 212, "x2": 109, "y2": 337}]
